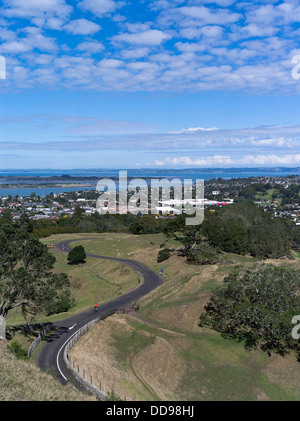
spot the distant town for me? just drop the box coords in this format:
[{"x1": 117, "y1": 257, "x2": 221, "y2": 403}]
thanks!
[{"x1": 0, "y1": 174, "x2": 299, "y2": 226}]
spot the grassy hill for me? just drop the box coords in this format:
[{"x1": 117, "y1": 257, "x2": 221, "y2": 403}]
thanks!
[
  {"x1": 3, "y1": 232, "x2": 300, "y2": 401},
  {"x1": 0, "y1": 340, "x2": 95, "y2": 401},
  {"x1": 64, "y1": 233, "x2": 300, "y2": 401}
]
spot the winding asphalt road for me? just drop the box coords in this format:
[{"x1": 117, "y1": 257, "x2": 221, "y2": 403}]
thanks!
[{"x1": 36, "y1": 239, "x2": 164, "y2": 387}]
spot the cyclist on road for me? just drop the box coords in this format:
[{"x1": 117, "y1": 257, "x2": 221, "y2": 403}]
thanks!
[{"x1": 94, "y1": 303, "x2": 98, "y2": 312}]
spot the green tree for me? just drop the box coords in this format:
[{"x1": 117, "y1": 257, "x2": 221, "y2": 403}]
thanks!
[
  {"x1": 73, "y1": 205, "x2": 85, "y2": 220},
  {"x1": 0, "y1": 222, "x2": 72, "y2": 321},
  {"x1": 67, "y1": 245, "x2": 87, "y2": 264},
  {"x1": 187, "y1": 243, "x2": 220, "y2": 265},
  {"x1": 199, "y1": 265, "x2": 300, "y2": 358},
  {"x1": 157, "y1": 248, "x2": 171, "y2": 263},
  {"x1": 130, "y1": 214, "x2": 161, "y2": 235},
  {"x1": 202, "y1": 202, "x2": 291, "y2": 258}
]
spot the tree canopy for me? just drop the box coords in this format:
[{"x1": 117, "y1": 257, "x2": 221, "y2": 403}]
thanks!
[
  {"x1": 199, "y1": 265, "x2": 300, "y2": 359},
  {"x1": 67, "y1": 245, "x2": 87, "y2": 264},
  {"x1": 0, "y1": 221, "x2": 73, "y2": 321},
  {"x1": 202, "y1": 202, "x2": 292, "y2": 258},
  {"x1": 166, "y1": 202, "x2": 293, "y2": 263}
]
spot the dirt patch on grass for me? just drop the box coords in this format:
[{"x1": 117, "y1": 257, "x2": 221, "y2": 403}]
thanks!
[{"x1": 262, "y1": 353, "x2": 300, "y2": 388}]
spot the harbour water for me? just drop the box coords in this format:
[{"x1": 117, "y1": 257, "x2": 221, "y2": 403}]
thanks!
[{"x1": 0, "y1": 168, "x2": 299, "y2": 198}]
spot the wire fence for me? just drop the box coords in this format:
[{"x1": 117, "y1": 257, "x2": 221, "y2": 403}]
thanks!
[
  {"x1": 63, "y1": 311, "x2": 118, "y2": 401},
  {"x1": 28, "y1": 308, "x2": 133, "y2": 400},
  {"x1": 28, "y1": 323, "x2": 54, "y2": 358}
]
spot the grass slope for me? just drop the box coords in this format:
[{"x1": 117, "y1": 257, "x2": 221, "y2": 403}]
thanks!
[
  {"x1": 0, "y1": 340, "x2": 95, "y2": 401},
  {"x1": 66, "y1": 233, "x2": 300, "y2": 401},
  {"x1": 3, "y1": 232, "x2": 300, "y2": 401}
]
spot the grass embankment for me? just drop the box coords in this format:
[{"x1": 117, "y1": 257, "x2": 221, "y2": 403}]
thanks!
[
  {"x1": 4, "y1": 232, "x2": 300, "y2": 401},
  {"x1": 2, "y1": 233, "x2": 144, "y2": 401},
  {"x1": 0, "y1": 340, "x2": 95, "y2": 401},
  {"x1": 66, "y1": 233, "x2": 300, "y2": 401}
]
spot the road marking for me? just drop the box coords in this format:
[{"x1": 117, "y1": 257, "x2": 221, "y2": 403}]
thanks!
[
  {"x1": 53, "y1": 238, "x2": 164, "y2": 386},
  {"x1": 69, "y1": 324, "x2": 77, "y2": 330},
  {"x1": 56, "y1": 326, "x2": 82, "y2": 382}
]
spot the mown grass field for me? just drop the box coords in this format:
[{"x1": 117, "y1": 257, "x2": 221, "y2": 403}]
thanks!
[{"x1": 65, "y1": 232, "x2": 300, "y2": 401}]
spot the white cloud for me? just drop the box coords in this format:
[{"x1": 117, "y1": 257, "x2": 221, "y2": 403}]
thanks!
[
  {"x1": 64, "y1": 19, "x2": 101, "y2": 35},
  {"x1": 76, "y1": 40, "x2": 104, "y2": 54},
  {"x1": 2, "y1": 0, "x2": 72, "y2": 21},
  {"x1": 0, "y1": 27, "x2": 58, "y2": 54},
  {"x1": 240, "y1": 154, "x2": 300, "y2": 166},
  {"x1": 113, "y1": 30, "x2": 171, "y2": 46},
  {"x1": 120, "y1": 47, "x2": 151, "y2": 59},
  {"x1": 164, "y1": 155, "x2": 233, "y2": 166},
  {"x1": 169, "y1": 126, "x2": 219, "y2": 134},
  {"x1": 78, "y1": 0, "x2": 123, "y2": 17},
  {"x1": 0, "y1": 41, "x2": 31, "y2": 54},
  {"x1": 2, "y1": 0, "x2": 300, "y2": 93},
  {"x1": 45, "y1": 17, "x2": 65, "y2": 30},
  {"x1": 98, "y1": 58, "x2": 124, "y2": 68},
  {"x1": 177, "y1": 6, "x2": 242, "y2": 25},
  {"x1": 246, "y1": 2, "x2": 300, "y2": 26},
  {"x1": 154, "y1": 153, "x2": 300, "y2": 167}
]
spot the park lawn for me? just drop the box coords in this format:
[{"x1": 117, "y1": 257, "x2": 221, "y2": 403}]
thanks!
[{"x1": 255, "y1": 189, "x2": 282, "y2": 205}]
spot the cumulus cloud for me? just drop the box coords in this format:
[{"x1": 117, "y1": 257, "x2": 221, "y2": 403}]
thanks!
[
  {"x1": 1, "y1": 0, "x2": 72, "y2": 26},
  {"x1": 77, "y1": 0, "x2": 123, "y2": 17},
  {"x1": 113, "y1": 29, "x2": 171, "y2": 46},
  {"x1": 76, "y1": 40, "x2": 105, "y2": 54},
  {"x1": 177, "y1": 6, "x2": 242, "y2": 25},
  {"x1": 0, "y1": 27, "x2": 58, "y2": 54},
  {"x1": 120, "y1": 47, "x2": 151, "y2": 59},
  {"x1": 163, "y1": 155, "x2": 233, "y2": 166},
  {"x1": 64, "y1": 19, "x2": 101, "y2": 35},
  {"x1": 154, "y1": 153, "x2": 300, "y2": 167},
  {"x1": 1, "y1": 0, "x2": 300, "y2": 93},
  {"x1": 169, "y1": 126, "x2": 219, "y2": 134}
]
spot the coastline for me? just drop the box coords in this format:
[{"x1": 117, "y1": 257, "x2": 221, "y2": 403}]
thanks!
[{"x1": 0, "y1": 183, "x2": 95, "y2": 190}]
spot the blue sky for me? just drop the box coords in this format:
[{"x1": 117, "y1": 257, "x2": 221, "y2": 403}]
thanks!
[{"x1": 0, "y1": 0, "x2": 300, "y2": 169}]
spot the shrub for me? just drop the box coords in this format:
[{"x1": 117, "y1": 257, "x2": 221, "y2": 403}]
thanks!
[
  {"x1": 157, "y1": 248, "x2": 171, "y2": 263},
  {"x1": 67, "y1": 245, "x2": 87, "y2": 264},
  {"x1": 8, "y1": 341, "x2": 28, "y2": 360}
]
